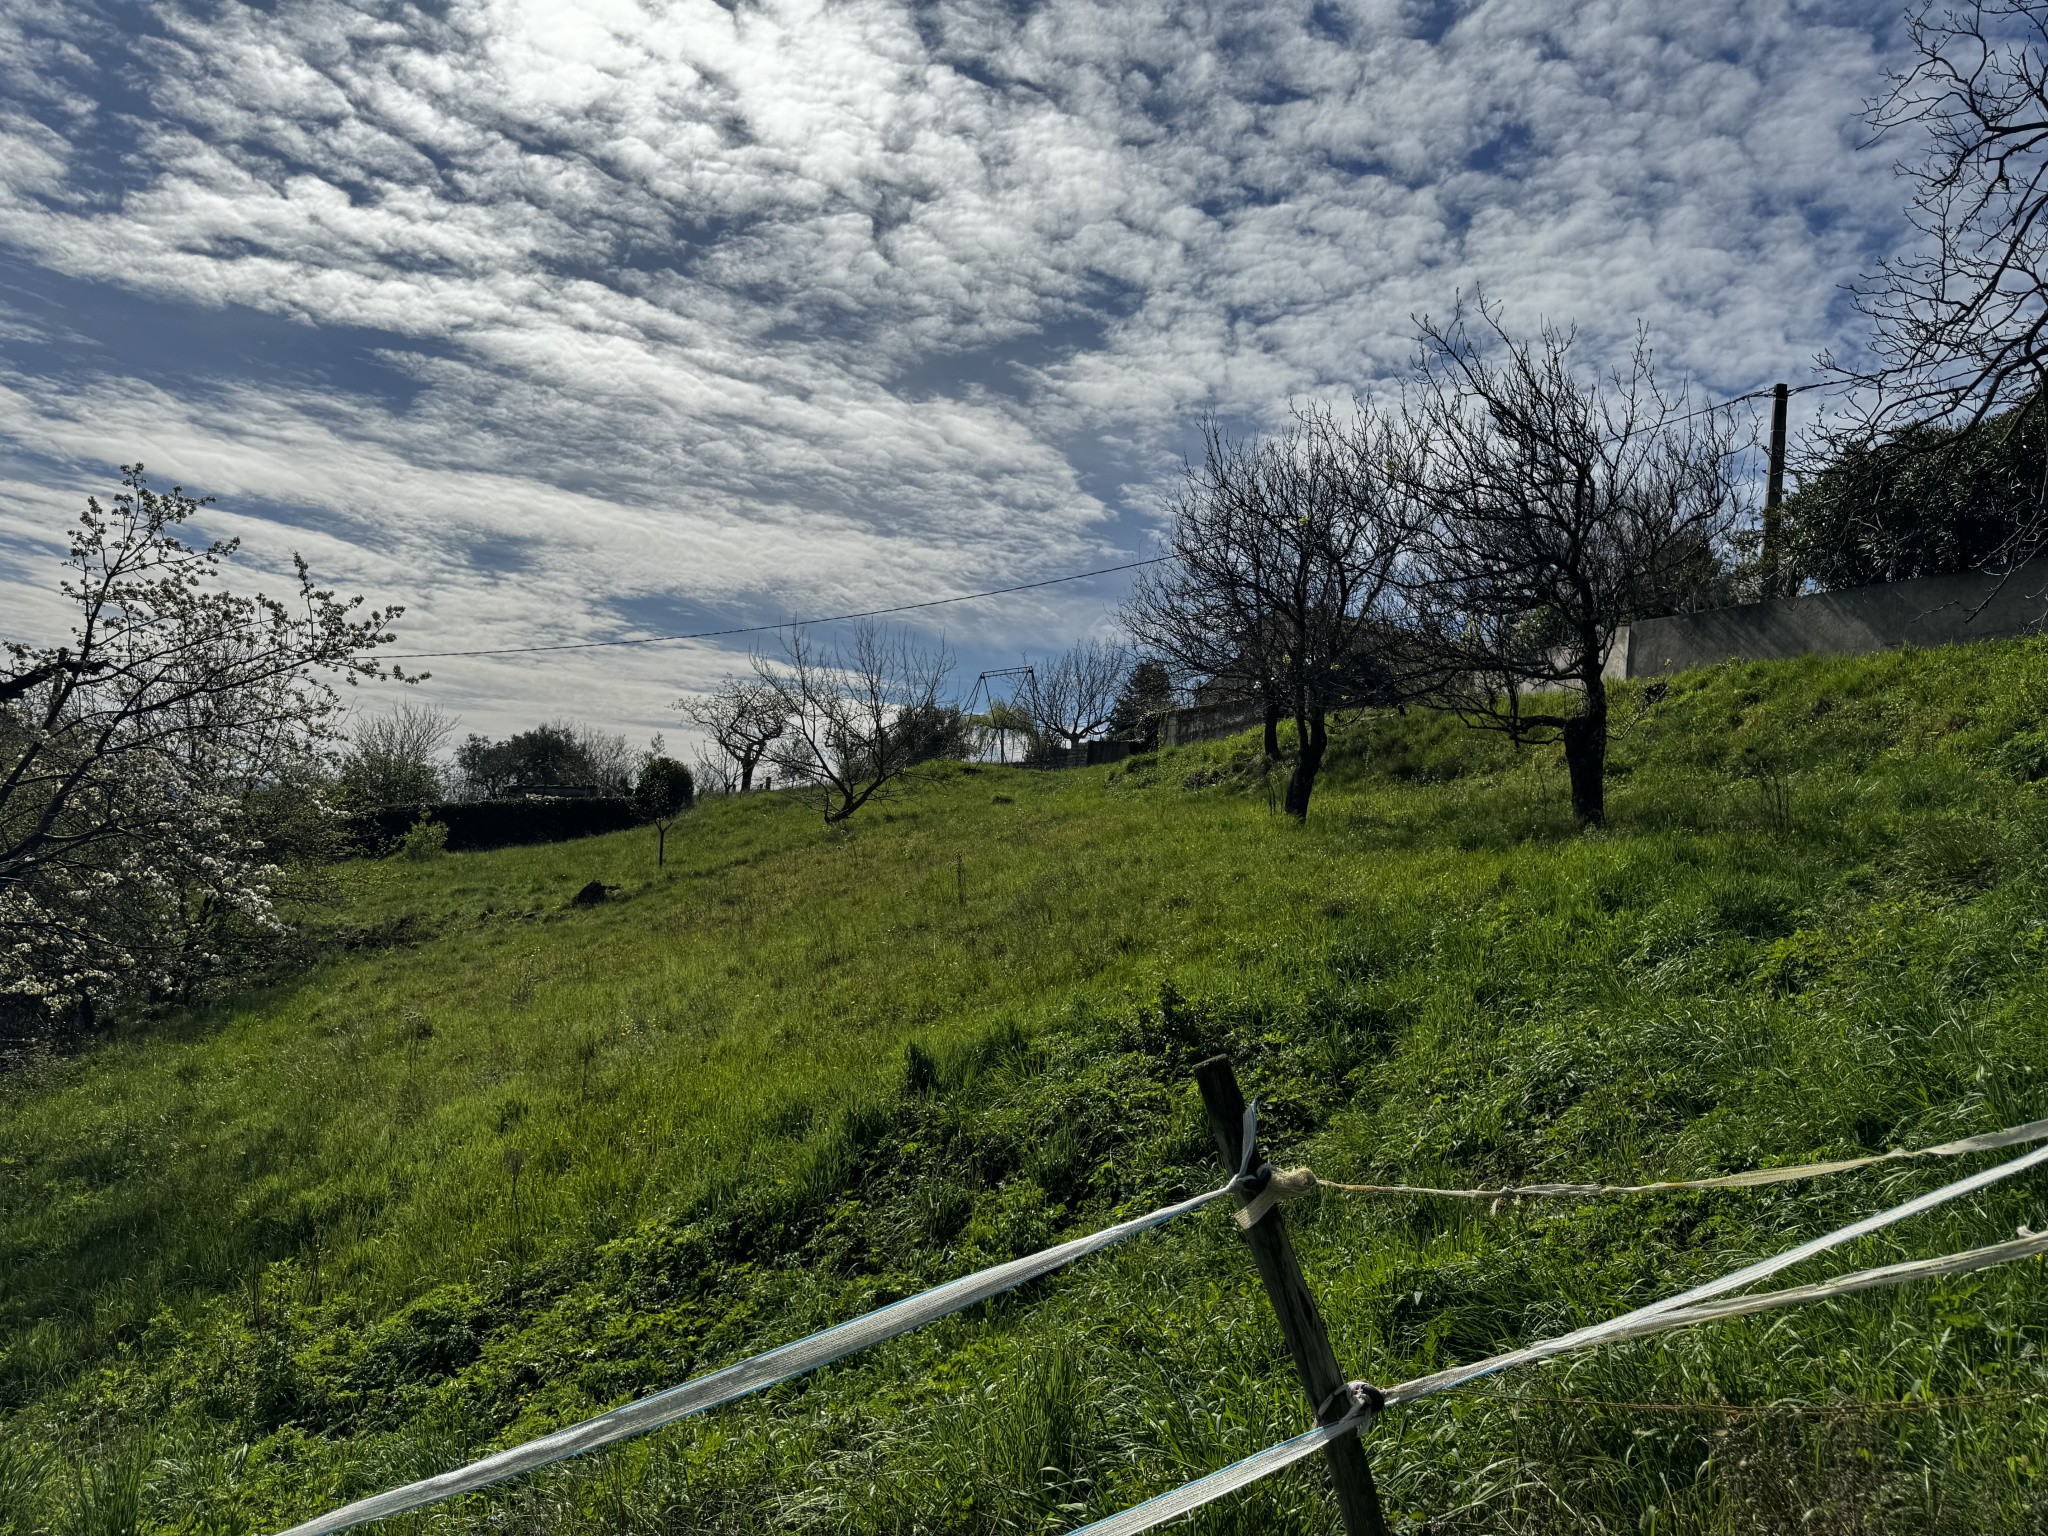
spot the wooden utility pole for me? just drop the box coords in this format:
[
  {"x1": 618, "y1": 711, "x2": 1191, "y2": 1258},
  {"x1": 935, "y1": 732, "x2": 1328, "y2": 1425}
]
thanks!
[
  {"x1": 1763, "y1": 382, "x2": 1789, "y2": 598},
  {"x1": 1193, "y1": 1055, "x2": 1387, "y2": 1536}
]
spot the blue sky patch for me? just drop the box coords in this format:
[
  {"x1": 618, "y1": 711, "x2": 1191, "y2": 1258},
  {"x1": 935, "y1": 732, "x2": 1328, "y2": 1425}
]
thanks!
[{"x1": 0, "y1": 0, "x2": 1908, "y2": 740}]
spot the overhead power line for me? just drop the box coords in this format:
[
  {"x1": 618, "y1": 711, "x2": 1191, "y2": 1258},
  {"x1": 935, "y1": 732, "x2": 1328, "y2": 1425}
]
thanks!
[
  {"x1": 380, "y1": 556, "x2": 1171, "y2": 660},
  {"x1": 1645, "y1": 378, "x2": 1823, "y2": 433},
  {"x1": 378, "y1": 381, "x2": 1820, "y2": 664}
]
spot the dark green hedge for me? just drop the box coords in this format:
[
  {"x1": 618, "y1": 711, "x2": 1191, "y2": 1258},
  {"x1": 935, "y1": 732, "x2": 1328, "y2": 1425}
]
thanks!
[{"x1": 348, "y1": 797, "x2": 640, "y2": 854}]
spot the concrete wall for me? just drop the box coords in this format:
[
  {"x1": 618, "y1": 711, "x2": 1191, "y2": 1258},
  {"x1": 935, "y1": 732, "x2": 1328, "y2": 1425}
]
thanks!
[
  {"x1": 1032, "y1": 739, "x2": 1135, "y2": 771},
  {"x1": 1617, "y1": 560, "x2": 2048, "y2": 679},
  {"x1": 1160, "y1": 697, "x2": 1265, "y2": 747}
]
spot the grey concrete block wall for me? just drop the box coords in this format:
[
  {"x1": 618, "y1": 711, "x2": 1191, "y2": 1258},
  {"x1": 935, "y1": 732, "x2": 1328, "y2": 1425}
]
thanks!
[
  {"x1": 1160, "y1": 697, "x2": 1265, "y2": 747},
  {"x1": 1032, "y1": 740, "x2": 1136, "y2": 771},
  {"x1": 1153, "y1": 561, "x2": 2046, "y2": 733},
  {"x1": 1618, "y1": 560, "x2": 2048, "y2": 679}
]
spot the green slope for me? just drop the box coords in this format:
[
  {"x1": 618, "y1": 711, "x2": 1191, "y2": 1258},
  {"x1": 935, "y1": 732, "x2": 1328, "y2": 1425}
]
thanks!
[{"x1": 8, "y1": 643, "x2": 2048, "y2": 1534}]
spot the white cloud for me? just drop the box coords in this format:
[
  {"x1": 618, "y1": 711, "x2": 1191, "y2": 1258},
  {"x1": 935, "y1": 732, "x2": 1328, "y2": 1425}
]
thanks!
[{"x1": 0, "y1": 0, "x2": 1907, "y2": 736}]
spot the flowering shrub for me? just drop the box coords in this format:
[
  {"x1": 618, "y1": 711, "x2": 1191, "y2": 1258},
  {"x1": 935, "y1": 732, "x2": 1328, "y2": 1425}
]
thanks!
[{"x1": 0, "y1": 465, "x2": 405, "y2": 1026}]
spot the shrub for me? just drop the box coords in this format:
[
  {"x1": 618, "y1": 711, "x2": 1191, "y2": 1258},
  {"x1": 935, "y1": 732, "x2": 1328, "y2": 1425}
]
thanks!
[{"x1": 396, "y1": 817, "x2": 448, "y2": 862}]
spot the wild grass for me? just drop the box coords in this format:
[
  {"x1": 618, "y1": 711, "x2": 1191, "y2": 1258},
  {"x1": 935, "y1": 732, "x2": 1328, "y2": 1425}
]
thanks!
[{"x1": 7, "y1": 640, "x2": 2048, "y2": 1532}]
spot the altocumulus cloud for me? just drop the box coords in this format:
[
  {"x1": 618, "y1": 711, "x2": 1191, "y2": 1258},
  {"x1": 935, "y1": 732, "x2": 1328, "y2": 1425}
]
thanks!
[{"x1": 0, "y1": 0, "x2": 1906, "y2": 736}]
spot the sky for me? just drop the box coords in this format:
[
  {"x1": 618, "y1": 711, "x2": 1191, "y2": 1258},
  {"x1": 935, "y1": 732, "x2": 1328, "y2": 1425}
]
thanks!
[{"x1": 0, "y1": 0, "x2": 1913, "y2": 746}]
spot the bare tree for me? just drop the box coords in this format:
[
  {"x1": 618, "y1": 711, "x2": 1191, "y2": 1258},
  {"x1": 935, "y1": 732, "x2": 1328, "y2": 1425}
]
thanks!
[
  {"x1": 1400, "y1": 304, "x2": 1747, "y2": 826},
  {"x1": 1017, "y1": 638, "x2": 1130, "y2": 753},
  {"x1": 1130, "y1": 452, "x2": 1287, "y2": 762},
  {"x1": 678, "y1": 678, "x2": 787, "y2": 793},
  {"x1": 1856, "y1": 5, "x2": 2048, "y2": 424},
  {"x1": 753, "y1": 623, "x2": 953, "y2": 824},
  {"x1": 1829, "y1": 2, "x2": 2048, "y2": 563},
  {"x1": 1126, "y1": 403, "x2": 1422, "y2": 819},
  {"x1": 571, "y1": 723, "x2": 635, "y2": 793},
  {"x1": 338, "y1": 700, "x2": 456, "y2": 805},
  {"x1": 691, "y1": 748, "x2": 737, "y2": 796}
]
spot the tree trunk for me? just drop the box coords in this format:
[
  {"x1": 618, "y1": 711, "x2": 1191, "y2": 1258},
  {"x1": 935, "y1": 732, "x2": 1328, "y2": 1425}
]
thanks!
[
  {"x1": 1283, "y1": 710, "x2": 1327, "y2": 820},
  {"x1": 1263, "y1": 698, "x2": 1282, "y2": 760},
  {"x1": 738, "y1": 755, "x2": 755, "y2": 793},
  {"x1": 1562, "y1": 677, "x2": 1607, "y2": 827}
]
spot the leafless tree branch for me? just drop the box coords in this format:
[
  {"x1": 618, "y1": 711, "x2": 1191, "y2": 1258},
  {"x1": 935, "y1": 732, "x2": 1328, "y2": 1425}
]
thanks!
[
  {"x1": 1018, "y1": 639, "x2": 1130, "y2": 753},
  {"x1": 1125, "y1": 400, "x2": 1424, "y2": 818},
  {"x1": 753, "y1": 623, "x2": 953, "y2": 824},
  {"x1": 1400, "y1": 301, "x2": 1749, "y2": 824},
  {"x1": 678, "y1": 678, "x2": 787, "y2": 793}
]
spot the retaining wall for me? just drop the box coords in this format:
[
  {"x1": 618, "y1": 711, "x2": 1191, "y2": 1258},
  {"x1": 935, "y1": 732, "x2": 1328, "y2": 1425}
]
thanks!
[
  {"x1": 1031, "y1": 740, "x2": 1136, "y2": 771},
  {"x1": 1160, "y1": 697, "x2": 1265, "y2": 747},
  {"x1": 1617, "y1": 560, "x2": 2048, "y2": 679}
]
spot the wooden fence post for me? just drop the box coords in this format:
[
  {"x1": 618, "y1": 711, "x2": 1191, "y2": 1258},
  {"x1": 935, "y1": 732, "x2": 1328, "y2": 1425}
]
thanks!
[{"x1": 1194, "y1": 1054, "x2": 1387, "y2": 1536}]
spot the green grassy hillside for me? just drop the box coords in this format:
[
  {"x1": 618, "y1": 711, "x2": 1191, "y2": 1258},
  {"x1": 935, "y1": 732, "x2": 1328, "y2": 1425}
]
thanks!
[{"x1": 9, "y1": 643, "x2": 2048, "y2": 1534}]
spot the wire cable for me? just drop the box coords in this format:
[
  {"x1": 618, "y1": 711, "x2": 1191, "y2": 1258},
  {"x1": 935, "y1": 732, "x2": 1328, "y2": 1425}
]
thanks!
[{"x1": 374, "y1": 381, "x2": 1819, "y2": 663}]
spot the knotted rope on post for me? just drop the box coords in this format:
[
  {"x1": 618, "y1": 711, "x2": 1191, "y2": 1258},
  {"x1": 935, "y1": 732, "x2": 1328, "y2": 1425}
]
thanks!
[{"x1": 1233, "y1": 1165, "x2": 1318, "y2": 1228}]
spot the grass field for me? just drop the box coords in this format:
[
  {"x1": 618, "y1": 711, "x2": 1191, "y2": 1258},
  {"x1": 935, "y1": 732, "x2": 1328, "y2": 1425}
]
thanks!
[{"x1": 8, "y1": 641, "x2": 2048, "y2": 1534}]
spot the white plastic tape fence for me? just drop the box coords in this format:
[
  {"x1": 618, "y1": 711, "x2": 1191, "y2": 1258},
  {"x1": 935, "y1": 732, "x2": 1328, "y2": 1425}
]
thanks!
[
  {"x1": 1065, "y1": 1136, "x2": 2048, "y2": 1536},
  {"x1": 276, "y1": 1106, "x2": 1262, "y2": 1536}
]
